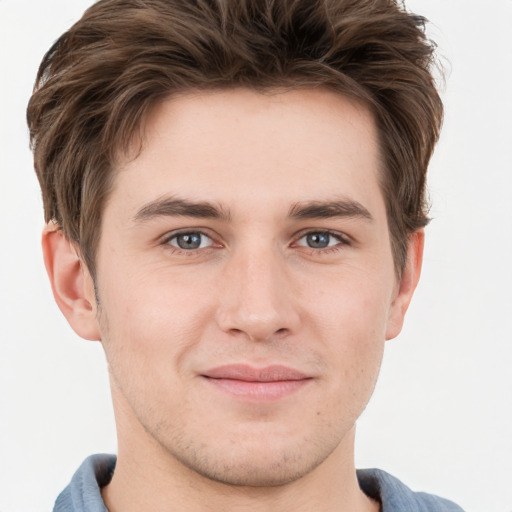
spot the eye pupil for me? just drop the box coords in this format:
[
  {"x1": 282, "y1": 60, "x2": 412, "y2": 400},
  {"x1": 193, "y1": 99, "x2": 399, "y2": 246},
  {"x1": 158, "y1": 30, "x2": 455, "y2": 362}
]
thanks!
[
  {"x1": 307, "y1": 233, "x2": 330, "y2": 248},
  {"x1": 177, "y1": 233, "x2": 202, "y2": 249}
]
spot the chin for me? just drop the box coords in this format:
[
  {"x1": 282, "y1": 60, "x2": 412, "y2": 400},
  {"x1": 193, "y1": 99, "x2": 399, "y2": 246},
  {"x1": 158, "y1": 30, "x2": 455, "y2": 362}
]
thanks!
[
  {"x1": 158, "y1": 423, "x2": 344, "y2": 488},
  {"x1": 174, "y1": 446, "x2": 325, "y2": 487}
]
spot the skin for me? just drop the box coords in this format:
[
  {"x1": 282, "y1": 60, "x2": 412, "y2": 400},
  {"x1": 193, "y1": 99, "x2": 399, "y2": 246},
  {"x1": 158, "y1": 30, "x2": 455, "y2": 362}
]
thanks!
[{"x1": 43, "y1": 88, "x2": 423, "y2": 512}]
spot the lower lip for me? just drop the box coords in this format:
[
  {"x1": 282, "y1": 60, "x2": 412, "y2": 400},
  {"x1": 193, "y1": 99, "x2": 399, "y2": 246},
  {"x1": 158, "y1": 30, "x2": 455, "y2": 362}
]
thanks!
[{"x1": 202, "y1": 377, "x2": 311, "y2": 401}]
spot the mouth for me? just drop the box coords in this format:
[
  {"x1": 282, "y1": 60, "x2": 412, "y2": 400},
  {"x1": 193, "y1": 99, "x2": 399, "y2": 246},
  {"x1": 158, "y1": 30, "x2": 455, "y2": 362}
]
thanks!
[{"x1": 200, "y1": 364, "x2": 313, "y2": 401}]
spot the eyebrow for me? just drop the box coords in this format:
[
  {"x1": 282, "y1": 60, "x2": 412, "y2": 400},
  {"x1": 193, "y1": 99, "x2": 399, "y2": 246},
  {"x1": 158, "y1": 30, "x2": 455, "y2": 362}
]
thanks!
[
  {"x1": 133, "y1": 196, "x2": 372, "y2": 223},
  {"x1": 133, "y1": 196, "x2": 231, "y2": 222},
  {"x1": 288, "y1": 199, "x2": 373, "y2": 222}
]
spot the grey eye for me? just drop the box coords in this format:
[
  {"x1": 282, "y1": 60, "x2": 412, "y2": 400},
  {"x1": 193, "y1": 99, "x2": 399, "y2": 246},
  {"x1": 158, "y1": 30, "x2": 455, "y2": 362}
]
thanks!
[
  {"x1": 296, "y1": 231, "x2": 342, "y2": 249},
  {"x1": 168, "y1": 232, "x2": 212, "y2": 250},
  {"x1": 306, "y1": 233, "x2": 330, "y2": 248}
]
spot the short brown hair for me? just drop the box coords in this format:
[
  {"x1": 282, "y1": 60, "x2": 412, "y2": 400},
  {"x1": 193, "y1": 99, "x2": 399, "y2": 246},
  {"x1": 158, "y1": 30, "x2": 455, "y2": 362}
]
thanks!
[{"x1": 27, "y1": 0, "x2": 443, "y2": 279}]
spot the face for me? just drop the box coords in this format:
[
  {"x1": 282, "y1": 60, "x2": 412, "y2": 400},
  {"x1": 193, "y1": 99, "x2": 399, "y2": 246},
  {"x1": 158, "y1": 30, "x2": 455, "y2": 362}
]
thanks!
[{"x1": 82, "y1": 88, "x2": 416, "y2": 486}]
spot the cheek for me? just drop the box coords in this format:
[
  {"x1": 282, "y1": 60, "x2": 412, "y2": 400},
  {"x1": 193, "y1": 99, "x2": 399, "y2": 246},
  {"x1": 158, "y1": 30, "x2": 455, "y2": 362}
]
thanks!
[
  {"x1": 96, "y1": 263, "x2": 214, "y2": 379},
  {"x1": 304, "y1": 264, "x2": 393, "y2": 339},
  {"x1": 303, "y1": 270, "x2": 390, "y2": 392}
]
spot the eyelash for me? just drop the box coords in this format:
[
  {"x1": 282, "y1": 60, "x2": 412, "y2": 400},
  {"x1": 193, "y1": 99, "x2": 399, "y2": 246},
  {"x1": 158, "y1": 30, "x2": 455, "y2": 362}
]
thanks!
[
  {"x1": 161, "y1": 230, "x2": 218, "y2": 256},
  {"x1": 161, "y1": 229, "x2": 350, "y2": 256},
  {"x1": 293, "y1": 229, "x2": 350, "y2": 255}
]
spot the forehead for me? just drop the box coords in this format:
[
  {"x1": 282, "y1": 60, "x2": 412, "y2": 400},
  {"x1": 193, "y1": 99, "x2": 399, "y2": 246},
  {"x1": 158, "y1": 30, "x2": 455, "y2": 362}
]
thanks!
[{"x1": 111, "y1": 87, "x2": 384, "y2": 221}]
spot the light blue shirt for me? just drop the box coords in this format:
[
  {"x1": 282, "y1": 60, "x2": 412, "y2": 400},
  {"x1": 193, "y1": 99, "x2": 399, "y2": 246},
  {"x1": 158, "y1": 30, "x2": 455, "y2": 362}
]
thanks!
[{"x1": 54, "y1": 454, "x2": 465, "y2": 511}]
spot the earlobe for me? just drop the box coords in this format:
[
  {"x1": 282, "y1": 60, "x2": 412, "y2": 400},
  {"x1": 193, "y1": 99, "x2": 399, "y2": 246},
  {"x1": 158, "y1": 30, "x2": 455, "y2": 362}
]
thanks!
[
  {"x1": 42, "y1": 223, "x2": 101, "y2": 341},
  {"x1": 385, "y1": 230, "x2": 424, "y2": 341}
]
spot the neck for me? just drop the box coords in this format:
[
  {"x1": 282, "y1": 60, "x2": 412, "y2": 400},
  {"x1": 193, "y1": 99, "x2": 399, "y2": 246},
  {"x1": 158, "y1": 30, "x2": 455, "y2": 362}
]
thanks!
[
  {"x1": 102, "y1": 386, "x2": 379, "y2": 512},
  {"x1": 103, "y1": 436, "x2": 378, "y2": 512}
]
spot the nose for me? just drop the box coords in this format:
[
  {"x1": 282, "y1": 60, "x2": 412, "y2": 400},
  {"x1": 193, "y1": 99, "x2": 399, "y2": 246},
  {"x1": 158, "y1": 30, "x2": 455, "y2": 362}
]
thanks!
[{"x1": 215, "y1": 245, "x2": 301, "y2": 342}]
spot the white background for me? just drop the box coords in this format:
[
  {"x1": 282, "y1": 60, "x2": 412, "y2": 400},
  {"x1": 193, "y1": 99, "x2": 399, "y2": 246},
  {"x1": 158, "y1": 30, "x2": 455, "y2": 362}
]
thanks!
[{"x1": 0, "y1": 1, "x2": 511, "y2": 511}]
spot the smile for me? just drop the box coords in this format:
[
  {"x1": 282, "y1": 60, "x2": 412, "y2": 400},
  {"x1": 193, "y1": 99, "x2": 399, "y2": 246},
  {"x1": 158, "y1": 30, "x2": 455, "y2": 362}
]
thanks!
[{"x1": 200, "y1": 364, "x2": 313, "y2": 401}]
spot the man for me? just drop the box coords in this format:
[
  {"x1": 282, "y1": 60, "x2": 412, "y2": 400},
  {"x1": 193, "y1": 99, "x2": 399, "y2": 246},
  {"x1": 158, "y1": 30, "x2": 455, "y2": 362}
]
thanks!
[{"x1": 26, "y1": 0, "x2": 464, "y2": 510}]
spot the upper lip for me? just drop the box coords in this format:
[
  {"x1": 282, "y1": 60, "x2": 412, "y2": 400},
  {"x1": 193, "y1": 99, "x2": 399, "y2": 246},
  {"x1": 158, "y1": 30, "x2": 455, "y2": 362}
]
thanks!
[{"x1": 202, "y1": 364, "x2": 310, "y2": 382}]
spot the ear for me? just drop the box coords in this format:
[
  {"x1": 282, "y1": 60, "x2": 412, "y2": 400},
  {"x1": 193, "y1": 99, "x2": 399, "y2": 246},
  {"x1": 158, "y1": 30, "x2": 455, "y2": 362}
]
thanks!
[
  {"x1": 385, "y1": 229, "x2": 424, "y2": 340},
  {"x1": 42, "y1": 223, "x2": 101, "y2": 341}
]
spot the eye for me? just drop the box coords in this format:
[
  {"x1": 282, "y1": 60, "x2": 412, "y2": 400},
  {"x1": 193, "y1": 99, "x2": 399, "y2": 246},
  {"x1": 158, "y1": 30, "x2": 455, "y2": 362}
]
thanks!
[
  {"x1": 166, "y1": 231, "x2": 213, "y2": 250},
  {"x1": 295, "y1": 231, "x2": 344, "y2": 249}
]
